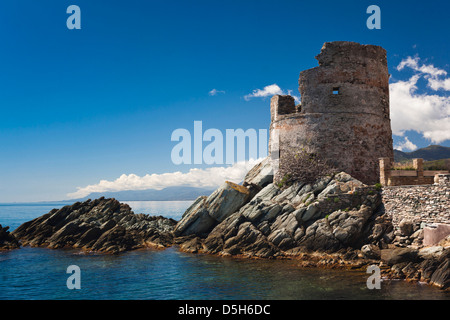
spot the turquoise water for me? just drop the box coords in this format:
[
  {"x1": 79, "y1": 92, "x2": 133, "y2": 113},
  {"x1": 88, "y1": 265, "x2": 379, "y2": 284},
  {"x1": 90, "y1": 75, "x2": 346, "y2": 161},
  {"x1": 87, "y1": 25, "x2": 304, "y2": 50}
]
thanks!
[{"x1": 0, "y1": 201, "x2": 449, "y2": 300}]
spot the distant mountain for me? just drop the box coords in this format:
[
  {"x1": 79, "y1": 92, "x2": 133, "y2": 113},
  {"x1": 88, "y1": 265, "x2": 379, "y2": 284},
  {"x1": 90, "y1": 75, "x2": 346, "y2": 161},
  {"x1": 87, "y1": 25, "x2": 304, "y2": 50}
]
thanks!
[
  {"x1": 68, "y1": 186, "x2": 215, "y2": 202},
  {"x1": 394, "y1": 145, "x2": 450, "y2": 162}
]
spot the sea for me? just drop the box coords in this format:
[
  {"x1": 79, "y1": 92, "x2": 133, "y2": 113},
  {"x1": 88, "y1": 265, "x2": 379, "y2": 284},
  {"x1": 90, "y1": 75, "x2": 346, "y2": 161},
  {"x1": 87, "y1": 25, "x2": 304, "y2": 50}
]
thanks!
[{"x1": 0, "y1": 201, "x2": 449, "y2": 300}]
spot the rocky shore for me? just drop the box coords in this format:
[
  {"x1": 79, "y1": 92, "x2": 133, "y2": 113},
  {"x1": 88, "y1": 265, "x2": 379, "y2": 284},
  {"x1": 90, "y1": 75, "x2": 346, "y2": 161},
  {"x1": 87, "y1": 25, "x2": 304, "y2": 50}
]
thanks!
[
  {"x1": 11, "y1": 197, "x2": 176, "y2": 254},
  {"x1": 4, "y1": 158, "x2": 450, "y2": 290}
]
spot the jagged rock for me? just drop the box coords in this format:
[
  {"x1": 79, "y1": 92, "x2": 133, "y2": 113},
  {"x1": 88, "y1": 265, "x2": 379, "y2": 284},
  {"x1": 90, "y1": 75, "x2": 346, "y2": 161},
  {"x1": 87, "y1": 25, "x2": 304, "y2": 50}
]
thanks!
[
  {"x1": 273, "y1": 183, "x2": 304, "y2": 203},
  {"x1": 0, "y1": 225, "x2": 20, "y2": 250},
  {"x1": 178, "y1": 172, "x2": 389, "y2": 259},
  {"x1": 173, "y1": 196, "x2": 215, "y2": 236},
  {"x1": 12, "y1": 198, "x2": 176, "y2": 254},
  {"x1": 174, "y1": 181, "x2": 252, "y2": 237},
  {"x1": 300, "y1": 204, "x2": 320, "y2": 222},
  {"x1": 203, "y1": 212, "x2": 280, "y2": 258},
  {"x1": 243, "y1": 157, "x2": 273, "y2": 189},
  {"x1": 299, "y1": 205, "x2": 374, "y2": 252},
  {"x1": 430, "y1": 259, "x2": 450, "y2": 289},
  {"x1": 207, "y1": 181, "x2": 251, "y2": 222},
  {"x1": 178, "y1": 236, "x2": 204, "y2": 253}
]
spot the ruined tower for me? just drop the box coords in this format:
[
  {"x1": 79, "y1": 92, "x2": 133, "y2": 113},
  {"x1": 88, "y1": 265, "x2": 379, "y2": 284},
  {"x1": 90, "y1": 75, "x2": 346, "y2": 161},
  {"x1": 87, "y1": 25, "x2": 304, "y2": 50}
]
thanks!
[{"x1": 270, "y1": 41, "x2": 394, "y2": 185}]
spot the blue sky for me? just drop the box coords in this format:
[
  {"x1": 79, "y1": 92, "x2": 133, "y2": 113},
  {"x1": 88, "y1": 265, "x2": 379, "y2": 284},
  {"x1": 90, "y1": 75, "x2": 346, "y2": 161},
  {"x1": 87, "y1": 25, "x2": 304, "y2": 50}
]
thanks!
[{"x1": 0, "y1": 0, "x2": 449, "y2": 202}]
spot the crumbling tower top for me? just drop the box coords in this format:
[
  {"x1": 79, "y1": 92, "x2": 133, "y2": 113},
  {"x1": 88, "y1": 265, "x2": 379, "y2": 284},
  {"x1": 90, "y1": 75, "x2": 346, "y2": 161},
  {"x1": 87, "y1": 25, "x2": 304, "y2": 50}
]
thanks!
[{"x1": 270, "y1": 41, "x2": 394, "y2": 185}]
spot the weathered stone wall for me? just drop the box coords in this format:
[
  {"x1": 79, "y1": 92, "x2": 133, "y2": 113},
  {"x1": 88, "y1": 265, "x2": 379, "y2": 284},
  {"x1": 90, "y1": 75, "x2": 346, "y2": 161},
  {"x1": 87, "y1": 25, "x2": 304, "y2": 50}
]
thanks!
[
  {"x1": 270, "y1": 41, "x2": 393, "y2": 185},
  {"x1": 381, "y1": 176, "x2": 450, "y2": 229}
]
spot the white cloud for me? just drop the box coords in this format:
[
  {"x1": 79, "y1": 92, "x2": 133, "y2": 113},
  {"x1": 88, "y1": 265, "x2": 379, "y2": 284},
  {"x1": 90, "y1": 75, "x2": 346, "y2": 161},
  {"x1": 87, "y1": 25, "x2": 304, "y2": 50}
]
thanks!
[
  {"x1": 244, "y1": 84, "x2": 283, "y2": 100},
  {"x1": 244, "y1": 84, "x2": 300, "y2": 103},
  {"x1": 428, "y1": 77, "x2": 450, "y2": 91},
  {"x1": 67, "y1": 159, "x2": 263, "y2": 199},
  {"x1": 397, "y1": 56, "x2": 447, "y2": 78},
  {"x1": 394, "y1": 137, "x2": 418, "y2": 152},
  {"x1": 390, "y1": 56, "x2": 450, "y2": 144},
  {"x1": 209, "y1": 89, "x2": 225, "y2": 96}
]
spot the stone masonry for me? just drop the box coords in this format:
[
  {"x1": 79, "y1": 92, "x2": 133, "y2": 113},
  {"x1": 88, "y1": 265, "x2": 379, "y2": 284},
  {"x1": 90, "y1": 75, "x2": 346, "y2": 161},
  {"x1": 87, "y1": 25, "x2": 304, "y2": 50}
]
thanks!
[
  {"x1": 270, "y1": 42, "x2": 394, "y2": 185},
  {"x1": 381, "y1": 174, "x2": 450, "y2": 246}
]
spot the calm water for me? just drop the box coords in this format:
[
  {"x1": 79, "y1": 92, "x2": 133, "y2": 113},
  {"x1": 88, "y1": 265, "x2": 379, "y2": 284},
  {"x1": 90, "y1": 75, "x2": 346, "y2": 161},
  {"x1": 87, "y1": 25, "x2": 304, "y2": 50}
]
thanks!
[{"x1": 0, "y1": 201, "x2": 449, "y2": 300}]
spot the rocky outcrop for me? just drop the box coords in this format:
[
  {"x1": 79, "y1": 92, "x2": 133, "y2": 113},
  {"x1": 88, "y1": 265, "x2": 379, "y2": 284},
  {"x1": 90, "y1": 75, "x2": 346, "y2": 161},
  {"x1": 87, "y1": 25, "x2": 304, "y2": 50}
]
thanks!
[
  {"x1": 0, "y1": 225, "x2": 20, "y2": 250},
  {"x1": 171, "y1": 165, "x2": 449, "y2": 290},
  {"x1": 12, "y1": 197, "x2": 176, "y2": 254},
  {"x1": 379, "y1": 246, "x2": 450, "y2": 289},
  {"x1": 173, "y1": 181, "x2": 253, "y2": 237},
  {"x1": 197, "y1": 172, "x2": 385, "y2": 258}
]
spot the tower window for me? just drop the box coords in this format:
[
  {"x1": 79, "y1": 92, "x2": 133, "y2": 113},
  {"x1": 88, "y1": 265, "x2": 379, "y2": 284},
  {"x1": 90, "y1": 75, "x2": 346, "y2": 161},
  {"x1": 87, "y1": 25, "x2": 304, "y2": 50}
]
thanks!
[{"x1": 332, "y1": 87, "x2": 340, "y2": 95}]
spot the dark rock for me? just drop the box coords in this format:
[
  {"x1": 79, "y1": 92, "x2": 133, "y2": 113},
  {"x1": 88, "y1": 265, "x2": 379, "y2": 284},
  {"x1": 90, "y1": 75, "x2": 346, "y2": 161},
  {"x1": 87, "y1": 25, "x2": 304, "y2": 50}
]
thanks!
[
  {"x1": 430, "y1": 259, "x2": 450, "y2": 289},
  {"x1": 381, "y1": 248, "x2": 420, "y2": 266},
  {"x1": 0, "y1": 225, "x2": 20, "y2": 250},
  {"x1": 361, "y1": 244, "x2": 381, "y2": 259},
  {"x1": 12, "y1": 198, "x2": 176, "y2": 254},
  {"x1": 399, "y1": 219, "x2": 414, "y2": 237}
]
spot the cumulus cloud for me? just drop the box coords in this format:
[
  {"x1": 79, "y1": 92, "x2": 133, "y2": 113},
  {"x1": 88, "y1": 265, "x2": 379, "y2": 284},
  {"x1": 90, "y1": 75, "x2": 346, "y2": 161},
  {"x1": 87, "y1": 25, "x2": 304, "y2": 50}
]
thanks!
[
  {"x1": 244, "y1": 84, "x2": 283, "y2": 100},
  {"x1": 390, "y1": 56, "x2": 450, "y2": 144},
  {"x1": 67, "y1": 159, "x2": 263, "y2": 199},
  {"x1": 244, "y1": 84, "x2": 300, "y2": 103},
  {"x1": 209, "y1": 89, "x2": 225, "y2": 96},
  {"x1": 394, "y1": 137, "x2": 418, "y2": 152}
]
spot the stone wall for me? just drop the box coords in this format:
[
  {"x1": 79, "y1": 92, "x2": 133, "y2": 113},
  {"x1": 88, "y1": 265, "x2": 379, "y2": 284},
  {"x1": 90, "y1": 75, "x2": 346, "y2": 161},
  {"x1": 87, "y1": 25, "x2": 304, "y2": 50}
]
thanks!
[
  {"x1": 270, "y1": 42, "x2": 393, "y2": 185},
  {"x1": 381, "y1": 174, "x2": 450, "y2": 229}
]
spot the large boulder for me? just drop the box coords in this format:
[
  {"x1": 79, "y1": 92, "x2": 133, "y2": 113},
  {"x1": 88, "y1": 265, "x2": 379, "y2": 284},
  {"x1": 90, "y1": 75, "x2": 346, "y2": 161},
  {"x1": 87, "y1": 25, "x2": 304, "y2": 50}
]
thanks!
[
  {"x1": 242, "y1": 157, "x2": 273, "y2": 189},
  {"x1": 174, "y1": 181, "x2": 252, "y2": 237},
  {"x1": 206, "y1": 181, "x2": 251, "y2": 222},
  {"x1": 381, "y1": 248, "x2": 420, "y2": 266},
  {"x1": 173, "y1": 196, "x2": 216, "y2": 236}
]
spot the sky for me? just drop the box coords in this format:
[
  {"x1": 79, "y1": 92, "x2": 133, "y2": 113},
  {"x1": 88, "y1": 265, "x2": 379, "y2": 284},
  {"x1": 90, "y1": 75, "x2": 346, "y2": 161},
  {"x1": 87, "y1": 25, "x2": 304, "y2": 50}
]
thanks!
[{"x1": 0, "y1": 0, "x2": 449, "y2": 202}]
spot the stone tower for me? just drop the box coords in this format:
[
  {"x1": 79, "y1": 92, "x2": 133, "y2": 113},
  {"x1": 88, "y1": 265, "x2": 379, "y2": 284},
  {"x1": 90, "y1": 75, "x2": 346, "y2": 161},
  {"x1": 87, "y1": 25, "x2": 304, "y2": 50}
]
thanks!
[{"x1": 270, "y1": 41, "x2": 394, "y2": 185}]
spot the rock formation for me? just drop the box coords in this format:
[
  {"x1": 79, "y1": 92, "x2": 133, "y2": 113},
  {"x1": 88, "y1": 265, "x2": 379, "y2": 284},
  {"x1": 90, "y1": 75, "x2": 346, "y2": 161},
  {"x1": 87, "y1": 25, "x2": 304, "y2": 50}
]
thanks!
[
  {"x1": 174, "y1": 157, "x2": 449, "y2": 290},
  {"x1": 0, "y1": 224, "x2": 20, "y2": 250},
  {"x1": 176, "y1": 158, "x2": 389, "y2": 257},
  {"x1": 12, "y1": 197, "x2": 176, "y2": 254}
]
